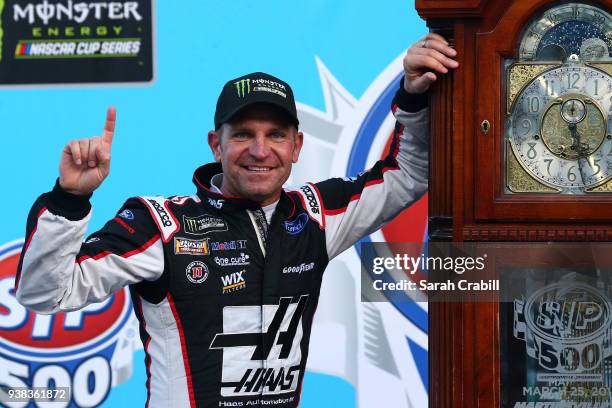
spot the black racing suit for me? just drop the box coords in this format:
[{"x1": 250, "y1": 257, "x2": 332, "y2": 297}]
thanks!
[{"x1": 16, "y1": 84, "x2": 428, "y2": 408}]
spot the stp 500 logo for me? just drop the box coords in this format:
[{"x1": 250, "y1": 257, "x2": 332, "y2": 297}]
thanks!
[
  {"x1": 0, "y1": 240, "x2": 136, "y2": 407},
  {"x1": 514, "y1": 282, "x2": 612, "y2": 374}
]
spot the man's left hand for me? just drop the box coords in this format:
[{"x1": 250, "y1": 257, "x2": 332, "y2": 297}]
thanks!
[{"x1": 403, "y1": 33, "x2": 459, "y2": 94}]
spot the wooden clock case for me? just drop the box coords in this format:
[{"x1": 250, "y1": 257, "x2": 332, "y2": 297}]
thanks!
[{"x1": 416, "y1": 0, "x2": 612, "y2": 406}]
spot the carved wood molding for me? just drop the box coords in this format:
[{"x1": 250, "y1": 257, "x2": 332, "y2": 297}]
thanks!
[
  {"x1": 415, "y1": 0, "x2": 488, "y2": 19},
  {"x1": 462, "y1": 225, "x2": 612, "y2": 241}
]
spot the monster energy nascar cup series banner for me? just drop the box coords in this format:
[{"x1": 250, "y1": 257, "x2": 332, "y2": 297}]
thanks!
[{"x1": 0, "y1": 0, "x2": 153, "y2": 84}]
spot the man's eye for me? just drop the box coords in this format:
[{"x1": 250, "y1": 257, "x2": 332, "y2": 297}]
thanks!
[
  {"x1": 270, "y1": 132, "x2": 287, "y2": 139},
  {"x1": 233, "y1": 132, "x2": 250, "y2": 139}
]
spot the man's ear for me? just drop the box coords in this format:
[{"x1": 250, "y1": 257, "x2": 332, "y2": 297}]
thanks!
[
  {"x1": 292, "y1": 130, "x2": 304, "y2": 163},
  {"x1": 208, "y1": 130, "x2": 222, "y2": 162}
]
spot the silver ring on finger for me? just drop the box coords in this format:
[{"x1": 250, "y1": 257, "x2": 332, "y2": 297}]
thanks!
[{"x1": 421, "y1": 40, "x2": 428, "y2": 48}]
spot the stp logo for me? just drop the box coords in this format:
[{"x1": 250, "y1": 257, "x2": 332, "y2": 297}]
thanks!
[
  {"x1": 0, "y1": 240, "x2": 134, "y2": 407},
  {"x1": 514, "y1": 282, "x2": 612, "y2": 373}
]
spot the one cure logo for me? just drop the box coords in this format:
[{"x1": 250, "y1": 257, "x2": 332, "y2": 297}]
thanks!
[{"x1": 0, "y1": 240, "x2": 133, "y2": 407}]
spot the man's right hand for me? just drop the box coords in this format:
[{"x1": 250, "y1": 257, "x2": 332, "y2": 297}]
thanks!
[{"x1": 59, "y1": 107, "x2": 116, "y2": 195}]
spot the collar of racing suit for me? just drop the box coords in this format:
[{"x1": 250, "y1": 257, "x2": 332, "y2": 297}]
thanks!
[{"x1": 192, "y1": 162, "x2": 296, "y2": 217}]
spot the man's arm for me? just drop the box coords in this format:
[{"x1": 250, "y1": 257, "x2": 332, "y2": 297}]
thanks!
[
  {"x1": 15, "y1": 186, "x2": 164, "y2": 314},
  {"x1": 294, "y1": 33, "x2": 457, "y2": 259},
  {"x1": 15, "y1": 107, "x2": 164, "y2": 313}
]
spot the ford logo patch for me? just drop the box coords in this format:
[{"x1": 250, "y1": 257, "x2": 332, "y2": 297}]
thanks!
[{"x1": 284, "y1": 212, "x2": 309, "y2": 235}]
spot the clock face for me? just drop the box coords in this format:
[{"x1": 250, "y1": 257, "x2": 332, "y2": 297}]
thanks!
[
  {"x1": 506, "y1": 3, "x2": 612, "y2": 194},
  {"x1": 509, "y1": 65, "x2": 612, "y2": 190}
]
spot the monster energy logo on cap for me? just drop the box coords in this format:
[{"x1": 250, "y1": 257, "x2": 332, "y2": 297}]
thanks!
[
  {"x1": 235, "y1": 78, "x2": 250, "y2": 97},
  {"x1": 214, "y1": 71, "x2": 299, "y2": 129}
]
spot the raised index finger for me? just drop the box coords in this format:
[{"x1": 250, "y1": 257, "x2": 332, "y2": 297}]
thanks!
[{"x1": 102, "y1": 106, "x2": 116, "y2": 145}]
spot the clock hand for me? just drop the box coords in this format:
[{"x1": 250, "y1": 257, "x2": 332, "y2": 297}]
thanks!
[{"x1": 568, "y1": 123, "x2": 588, "y2": 184}]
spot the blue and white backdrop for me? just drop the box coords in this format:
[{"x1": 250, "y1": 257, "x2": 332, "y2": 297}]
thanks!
[{"x1": 0, "y1": 1, "x2": 428, "y2": 406}]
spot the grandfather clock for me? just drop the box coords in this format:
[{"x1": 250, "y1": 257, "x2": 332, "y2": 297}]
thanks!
[{"x1": 417, "y1": 1, "x2": 612, "y2": 407}]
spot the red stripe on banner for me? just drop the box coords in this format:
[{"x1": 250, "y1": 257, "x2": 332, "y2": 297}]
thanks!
[
  {"x1": 167, "y1": 293, "x2": 196, "y2": 408},
  {"x1": 76, "y1": 234, "x2": 160, "y2": 264},
  {"x1": 15, "y1": 207, "x2": 48, "y2": 289}
]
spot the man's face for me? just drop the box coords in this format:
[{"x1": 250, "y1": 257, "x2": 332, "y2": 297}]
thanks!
[{"x1": 208, "y1": 104, "x2": 303, "y2": 206}]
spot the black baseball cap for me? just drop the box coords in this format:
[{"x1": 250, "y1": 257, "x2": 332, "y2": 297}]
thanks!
[{"x1": 214, "y1": 72, "x2": 299, "y2": 130}]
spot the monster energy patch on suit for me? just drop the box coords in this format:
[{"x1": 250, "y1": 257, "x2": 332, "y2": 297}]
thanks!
[
  {"x1": 0, "y1": 0, "x2": 153, "y2": 85},
  {"x1": 183, "y1": 214, "x2": 228, "y2": 235}
]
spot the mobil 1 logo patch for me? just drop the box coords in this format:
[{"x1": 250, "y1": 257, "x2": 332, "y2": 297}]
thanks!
[
  {"x1": 182, "y1": 214, "x2": 228, "y2": 235},
  {"x1": 0, "y1": 0, "x2": 154, "y2": 85},
  {"x1": 186, "y1": 261, "x2": 208, "y2": 284}
]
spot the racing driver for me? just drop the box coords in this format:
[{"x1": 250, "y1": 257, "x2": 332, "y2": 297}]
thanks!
[{"x1": 16, "y1": 33, "x2": 458, "y2": 408}]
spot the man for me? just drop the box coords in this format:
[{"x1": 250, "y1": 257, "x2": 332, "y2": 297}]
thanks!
[{"x1": 16, "y1": 33, "x2": 457, "y2": 408}]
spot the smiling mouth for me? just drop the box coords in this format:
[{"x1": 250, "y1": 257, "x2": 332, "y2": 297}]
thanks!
[{"x1": 244, "y1": 166, "x2": 273, "y2": 172}]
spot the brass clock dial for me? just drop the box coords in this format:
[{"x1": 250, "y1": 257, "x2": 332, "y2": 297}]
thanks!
[
  {"x1": 506, "y1": 3, "x2": 612, "y2": 194},
  {"x1": 509, "y1": 64, "x2": 612, "y2": 191}
]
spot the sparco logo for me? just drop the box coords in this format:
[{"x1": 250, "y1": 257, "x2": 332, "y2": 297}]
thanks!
[
  {"x1": 13, "y1": 1, "x2": 143, "y2": 25},
  {"x1": 235, "y1": 78, "x2": 250, "y2": 97},
  {"x1": 282, "y1": 262, "x2": 315, "y2": 274},
  {"x1": 514, "y1": 282, "x2": 612, "y2": 374},
  {"x1": 210, "y1": 295, "x2": 308, "y2": 396},
  {"x1": 300, "y1": 185, "x2": 319, "y2": 214},
  {"x1": 147, "y1": 199, "x2": 172, "y2": 227}
]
